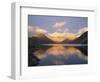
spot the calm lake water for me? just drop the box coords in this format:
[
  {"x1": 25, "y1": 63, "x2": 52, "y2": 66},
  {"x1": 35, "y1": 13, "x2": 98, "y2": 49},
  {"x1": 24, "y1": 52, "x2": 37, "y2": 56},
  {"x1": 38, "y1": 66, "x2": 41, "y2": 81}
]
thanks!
[{"x1": 28, "y1": 44, "x2": 88, "y2": 66}]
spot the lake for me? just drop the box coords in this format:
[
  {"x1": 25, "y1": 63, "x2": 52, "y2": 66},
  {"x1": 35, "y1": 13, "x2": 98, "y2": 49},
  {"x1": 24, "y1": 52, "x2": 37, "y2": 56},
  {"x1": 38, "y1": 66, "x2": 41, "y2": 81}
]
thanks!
[{"x1": 28, "y1": 44, "x2": 88, "y2": 66}]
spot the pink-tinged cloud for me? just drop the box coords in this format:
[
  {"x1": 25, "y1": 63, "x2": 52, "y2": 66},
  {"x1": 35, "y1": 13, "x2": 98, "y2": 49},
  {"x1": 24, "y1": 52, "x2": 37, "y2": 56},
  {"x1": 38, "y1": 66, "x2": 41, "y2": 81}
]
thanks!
[
  {"x1": 34, "y1": 27, "x2": 47, "y2": 34},
  {"x1": 53, "y1": 22, "x2": 66, "y2": 29},
  {"x1": 28, "y1": 26, "x2": 34, "y2": 33}
]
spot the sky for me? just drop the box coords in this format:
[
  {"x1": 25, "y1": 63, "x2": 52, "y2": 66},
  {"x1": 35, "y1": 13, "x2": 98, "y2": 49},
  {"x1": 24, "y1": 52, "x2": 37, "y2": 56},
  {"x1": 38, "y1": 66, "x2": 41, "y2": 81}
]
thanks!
[
  {"x1": 28, "y1": 15, "x2": 88, "y2": 42},
  {"x1": 28, "y1": 15, "x2": 88, "y2": 33}
]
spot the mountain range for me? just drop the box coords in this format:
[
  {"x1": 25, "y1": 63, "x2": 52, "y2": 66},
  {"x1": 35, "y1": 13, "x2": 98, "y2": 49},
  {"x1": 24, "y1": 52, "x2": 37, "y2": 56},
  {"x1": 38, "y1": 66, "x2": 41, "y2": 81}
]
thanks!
[
  {"x1": 28, "y1": 31, "x2": 88, "y2": 48},
  {"x1": 63, "y1": 31, "x2": 88, "y2": 44},
  {"x1": 71, "y1": 31, "x2": 88, "y2": 44}
]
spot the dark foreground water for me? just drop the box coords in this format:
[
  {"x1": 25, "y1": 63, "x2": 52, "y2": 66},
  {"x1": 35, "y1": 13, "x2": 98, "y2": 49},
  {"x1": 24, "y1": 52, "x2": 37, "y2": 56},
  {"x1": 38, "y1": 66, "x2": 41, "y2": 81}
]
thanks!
[{"x1": 28, "y1": 44, "x2": 88, "y2": 66}]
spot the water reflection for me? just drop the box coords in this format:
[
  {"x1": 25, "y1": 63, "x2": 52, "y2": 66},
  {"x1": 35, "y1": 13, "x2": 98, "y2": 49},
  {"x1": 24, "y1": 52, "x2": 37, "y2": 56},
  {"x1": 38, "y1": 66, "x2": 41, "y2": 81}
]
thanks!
[{"x1": 28, "y1": 44, "x2": 88, "y2": 66}]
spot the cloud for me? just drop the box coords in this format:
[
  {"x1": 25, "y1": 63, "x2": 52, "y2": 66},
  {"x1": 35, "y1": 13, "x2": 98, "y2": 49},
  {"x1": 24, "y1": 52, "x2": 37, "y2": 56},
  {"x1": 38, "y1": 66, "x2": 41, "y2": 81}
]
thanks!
[
  {"x1": 28, "y1": 26, "x2": 35, "y2": 37},
  {"x1": 78, "y1": 27, "x2": 88, "y2": 34},
  {"x1": 47, "y1": 32, "x2": 67, "y2": 42},
  {"x1": 34, "y1": 27, "x2": 47, "y2": 34},
  {"x1": 66, "y1": 32, "x2": 77, "y2": 40},
  {"x1": 53, "y1": 22, "x2": 66, "y2": 29},
  {"x1": 28, "y1": 26, "x2": 47, "y2": 34},
  {"x1": 28, "y1": 26, "x2": 34, "y2": 33},
  {"x1": 47, "y1": 27, "x2": 88, "y2": 42},
  {"x1": 65, "y1": 27, "x2": 88, "y2": 40},
  {"x1": 28, "y1": 25, "x2": 87, "y2": 41},
  {"x1": 48, "y1": 32, "x2": 67, "y2": 38},
  {"x1": 76, "y1": 27, "x2": 88, "y2": 37},
  {"x1": 28, "y1": 26, "x2": 47, "y2": 37}
]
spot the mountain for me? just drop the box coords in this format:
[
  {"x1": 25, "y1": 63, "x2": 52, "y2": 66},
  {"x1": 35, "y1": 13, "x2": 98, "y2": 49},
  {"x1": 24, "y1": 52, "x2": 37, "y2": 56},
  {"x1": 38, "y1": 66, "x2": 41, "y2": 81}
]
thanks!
[
  {"x1": 28, "y1": 34, "x2": 54, "y2": 48},
  {"x1": 28, "y1": 31, "x2": 88, "y2": 48},
  {"x1": 62, "y1": 39, "x2": 70, "y2": 43},
  {"x1": 71, "y1": 31, "x2": 88, "y2": 44},
  {"x1": 62, "y1": 31, "x2": 88, "y2": 44}
]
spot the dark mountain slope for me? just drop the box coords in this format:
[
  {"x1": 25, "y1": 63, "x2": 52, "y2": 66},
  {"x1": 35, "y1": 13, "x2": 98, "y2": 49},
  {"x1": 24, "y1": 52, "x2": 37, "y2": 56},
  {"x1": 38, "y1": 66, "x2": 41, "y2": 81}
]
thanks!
[
  {"x1": 28, "y1": 34, "x2": 54, "y2": 48},
  {"x1": 73, "y1": 31, "x2": 88, "y2": 44}
]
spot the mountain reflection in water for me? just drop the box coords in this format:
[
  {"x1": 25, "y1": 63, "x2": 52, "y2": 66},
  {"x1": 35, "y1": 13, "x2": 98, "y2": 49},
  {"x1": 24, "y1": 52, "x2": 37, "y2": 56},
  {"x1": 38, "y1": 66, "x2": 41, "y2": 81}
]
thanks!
[{"x1": 28, "y1": 44, "x2": 87, "y2": 66}]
